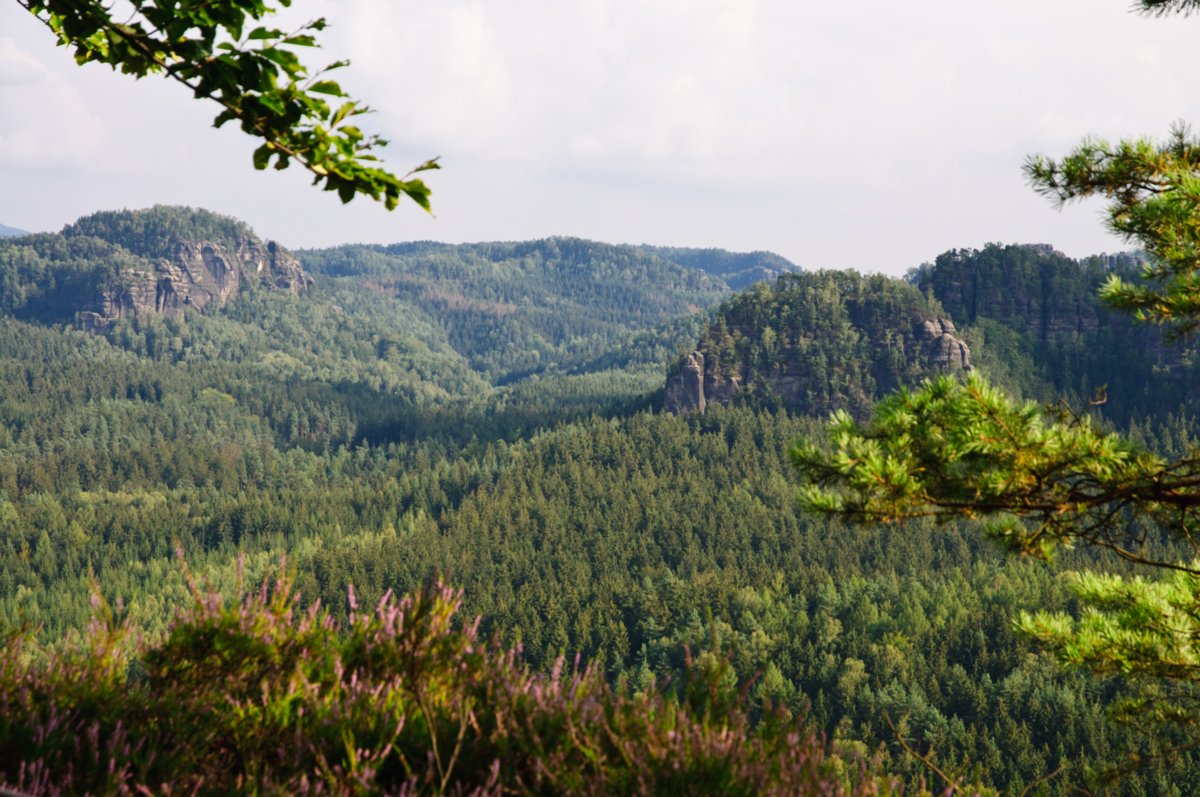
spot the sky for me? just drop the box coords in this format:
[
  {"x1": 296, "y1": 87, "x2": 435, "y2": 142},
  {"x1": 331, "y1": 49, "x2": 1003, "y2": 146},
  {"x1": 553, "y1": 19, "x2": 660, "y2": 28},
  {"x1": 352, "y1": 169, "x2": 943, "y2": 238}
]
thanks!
[{"x1": 1, "y1": 0, "x2": 1198, "y2": 275}]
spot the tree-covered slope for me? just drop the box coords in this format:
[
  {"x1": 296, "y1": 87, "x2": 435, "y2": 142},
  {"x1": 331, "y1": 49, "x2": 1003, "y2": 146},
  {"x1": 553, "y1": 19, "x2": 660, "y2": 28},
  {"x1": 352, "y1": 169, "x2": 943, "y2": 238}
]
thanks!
[
  {"x1": 0, "y1": 206, "x2": 307, "y2": 329},
  {"x1": 62, "y1": 206, "x2": 257, "y2": 259},
  {"x1": 298, "y1": 237, "x2": 760, "y2": 383},
  {"x1": 663, "y1": 271, "x2": 972, "y2": 418},
  {"x1": 912, "y1": 243, "x2": 1200, "y2": 426},
  {"x1": 7, "y1": 213, "x2": 1200, "y2": 792},
  {"x1": 661, "y1": 244, "x2": 1200, "y2": 435},
  {"x1": 0, "y1": 210, "x2": 793, "y2": 440},
  {"x1": 636, "y1": 244, "x2": 801, "y2": 290},
  {"x1": 0, "y1": 208, "x2": 803, "y2": 420},
  {"x1": 0, "y1": 223, "x2": 27, "y2": 238}
]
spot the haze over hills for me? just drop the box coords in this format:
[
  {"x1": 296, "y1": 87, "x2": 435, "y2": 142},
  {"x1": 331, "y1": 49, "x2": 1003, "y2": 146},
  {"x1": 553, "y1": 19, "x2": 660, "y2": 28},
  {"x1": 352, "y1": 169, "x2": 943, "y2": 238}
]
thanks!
[
  {"x1": 3, "y1": 207, "x2": 1199, "y2": 792},
  {"x1": 0, "y1": 223, "x2": 27, "y2": 238}
]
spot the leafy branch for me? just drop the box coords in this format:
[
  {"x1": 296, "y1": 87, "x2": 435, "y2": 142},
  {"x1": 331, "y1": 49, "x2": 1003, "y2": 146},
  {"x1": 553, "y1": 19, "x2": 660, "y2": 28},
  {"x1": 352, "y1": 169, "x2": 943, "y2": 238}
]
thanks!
[{"x1": 18, "y1": 0, "x2": 439, "y2": 210}]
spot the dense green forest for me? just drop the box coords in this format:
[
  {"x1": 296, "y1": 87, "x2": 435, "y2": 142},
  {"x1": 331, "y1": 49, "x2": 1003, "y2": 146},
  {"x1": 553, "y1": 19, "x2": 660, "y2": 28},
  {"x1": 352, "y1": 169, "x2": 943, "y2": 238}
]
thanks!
[
  {"x1": 663, "y1": 271, "x2": 974, "y2": 418},
  {"x1": 2, "y1": 209, "x2": 1197, "y2": 793},
  {"x1": 911, "y1": 245, "x2": 1200, "y2": 426}
]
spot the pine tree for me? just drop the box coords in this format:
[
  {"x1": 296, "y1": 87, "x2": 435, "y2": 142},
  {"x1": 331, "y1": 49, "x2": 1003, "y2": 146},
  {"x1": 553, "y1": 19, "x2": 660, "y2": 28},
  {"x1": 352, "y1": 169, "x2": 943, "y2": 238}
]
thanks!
[{"x1": 793, "y1": 0, "x2": 1200, "y2": 780}]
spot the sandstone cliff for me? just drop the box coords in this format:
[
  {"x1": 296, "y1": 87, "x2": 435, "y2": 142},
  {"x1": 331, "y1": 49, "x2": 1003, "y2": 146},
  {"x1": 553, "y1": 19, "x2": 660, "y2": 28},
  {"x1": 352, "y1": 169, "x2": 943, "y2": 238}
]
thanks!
[
  {"x1": 71, "y1": 211, "x2": 309, "y2": 331},
  {"x1": 664, "y1": 272, "x2": 972, "y2": 417},
  {"x1": 919, "y1": 318, "x2": 972, "y2": 371}
]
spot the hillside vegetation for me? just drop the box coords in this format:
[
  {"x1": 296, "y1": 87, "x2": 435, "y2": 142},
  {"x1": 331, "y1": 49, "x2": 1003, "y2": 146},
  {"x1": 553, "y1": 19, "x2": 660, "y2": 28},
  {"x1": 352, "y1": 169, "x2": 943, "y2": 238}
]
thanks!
[{"x1": 1, "y1": 210, "x2": 1196, "y2": 793}]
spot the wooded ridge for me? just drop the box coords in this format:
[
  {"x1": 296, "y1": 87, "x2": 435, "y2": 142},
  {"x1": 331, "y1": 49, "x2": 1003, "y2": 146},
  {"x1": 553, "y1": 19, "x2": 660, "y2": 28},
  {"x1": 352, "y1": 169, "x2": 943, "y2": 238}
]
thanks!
[{"x1": 0, "y1": 208, "x2": 1190, "y2": 794}]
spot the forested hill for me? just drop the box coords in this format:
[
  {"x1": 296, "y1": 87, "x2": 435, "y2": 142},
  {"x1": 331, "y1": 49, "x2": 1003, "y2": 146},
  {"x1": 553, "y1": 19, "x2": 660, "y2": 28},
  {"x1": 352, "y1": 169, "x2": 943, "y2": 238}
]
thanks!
[
  {"x1": 0, "y1": 223, "x2": 26, "y2": 238},
  {"x1": 6, "y1": 216, "x2": 1200, "y2": 791},
  {"x1": 295, "y1": 237, "x2": 800, "y2": 386},
  {"x1": 0, "y1": 206, "x2": 307, "y2": 329},
  {"x1": 0, "y1": 208, "x2": 805, "y2": 447},
  {"x1": 912, "y1": 243, "x2": 1200, "y2": 426},
  {"x1": 1, "y1": 211, "x2": 800, "y2": 402},
  {"x1": 663, "y1": 271, "x2": 973, "y2": 418},
  {"x1": 664, "y1": 244, "x2": 1200, "y2": 435},
  {"x1": 634, "y1": 244, "x2": 801, "y2": 289},
  {"x1": 61, "y1": 206, "x2": 257, "y2": 259}
]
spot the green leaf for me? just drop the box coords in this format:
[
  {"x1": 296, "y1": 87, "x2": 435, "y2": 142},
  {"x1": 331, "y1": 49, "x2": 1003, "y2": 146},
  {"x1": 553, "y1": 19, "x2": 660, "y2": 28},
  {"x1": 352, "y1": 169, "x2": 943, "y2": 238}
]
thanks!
[
  {"x1": 247, "y1": 27, "x2": 284, "y2": 41},
  {"x1": 253, "y1": 91, "x2": 285, "y2": 115},
  {"x1": 308, "y1": 80, "x2": 346, "y2": 97},
  {"x1": 23, "y1": 0, "x2": 435, "y2": 211},
  {"x1": 329, "y1": 101, "x2": 356, "y2": 127},
  {"x1": 252, "y1": 143, "x2": 273, "y2": 170}
]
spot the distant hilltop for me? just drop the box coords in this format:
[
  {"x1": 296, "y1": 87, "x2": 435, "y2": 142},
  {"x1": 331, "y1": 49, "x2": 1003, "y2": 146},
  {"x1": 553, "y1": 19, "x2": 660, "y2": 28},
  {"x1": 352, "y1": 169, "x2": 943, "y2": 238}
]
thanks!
[
  {"x1": 0, "y1": 206, "x2": 309, "y2": 329},
  {"x1": 0, "y1": 223, "x2": 28, "y2": 238},
  {"x1": 664, "y1": 271, "x2": 972, "y2": 418}
]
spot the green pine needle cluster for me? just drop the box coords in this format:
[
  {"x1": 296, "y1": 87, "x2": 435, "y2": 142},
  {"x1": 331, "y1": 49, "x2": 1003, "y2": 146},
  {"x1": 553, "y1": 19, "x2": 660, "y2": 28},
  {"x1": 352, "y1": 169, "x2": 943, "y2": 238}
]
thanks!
[
  {"x1": 791, "y1": 374, "x2": 1198, "y2": 568},
  {"x1": 1026, "y1": 124, "x2": 1200, "y2": 333}
]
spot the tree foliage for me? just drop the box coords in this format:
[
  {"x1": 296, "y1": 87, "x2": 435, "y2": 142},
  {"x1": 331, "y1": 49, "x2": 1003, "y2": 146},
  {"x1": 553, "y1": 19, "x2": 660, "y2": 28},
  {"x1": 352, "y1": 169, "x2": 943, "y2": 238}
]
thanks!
[
  {"x1": 1026, "y1": 123, "x2": 1200, "y2": 333},
  {"x1": 797, "y1": 0, "x2": 1200, "y2": 780},
  {"x1": 792, "y1": 374, "x2": 1200, "y2": 571},
  {"x1": 17, "y1": 0, "x2": 438, "y2": 209},
  {"x1": 11, "y1": 207, "x2": 1200, "y2": 790}
]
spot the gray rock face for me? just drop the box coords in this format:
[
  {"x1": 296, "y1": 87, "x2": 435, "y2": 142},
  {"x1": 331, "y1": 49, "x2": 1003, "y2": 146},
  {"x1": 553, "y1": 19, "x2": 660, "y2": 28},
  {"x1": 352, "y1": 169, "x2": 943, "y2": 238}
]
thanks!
[
  {"x1": 78, "y1": 236, "x2": 309, "y2": 330},
  {"x1": 664, "y1": 316, "x2": 972, "y2": 415},
  {"x1": 704, "y1": 368, "x2": 742, "y2": 406},
  {"x1": 664, "y1": 351, "x2": 707, "y2": 413},
  {"x1": 918, "y1": 318, "x2": 973, "y2": 372},
  {"x1": 664, "y1": 352, "x2": 750, "y2": 414}
]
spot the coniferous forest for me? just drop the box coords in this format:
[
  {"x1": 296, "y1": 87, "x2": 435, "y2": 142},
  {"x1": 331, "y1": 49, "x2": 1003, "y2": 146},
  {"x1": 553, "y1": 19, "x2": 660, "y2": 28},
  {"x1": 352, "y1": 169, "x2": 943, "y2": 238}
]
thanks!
[{"x1": 5, "y1": 207, "x2": 1200, "y2": 794}]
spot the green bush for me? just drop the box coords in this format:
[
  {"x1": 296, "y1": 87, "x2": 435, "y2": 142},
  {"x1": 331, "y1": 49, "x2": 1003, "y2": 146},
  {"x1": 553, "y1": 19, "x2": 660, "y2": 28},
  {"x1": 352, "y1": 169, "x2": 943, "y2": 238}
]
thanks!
[{"x1": 0, "y1": 567, "x2": 895, "y2": 796}]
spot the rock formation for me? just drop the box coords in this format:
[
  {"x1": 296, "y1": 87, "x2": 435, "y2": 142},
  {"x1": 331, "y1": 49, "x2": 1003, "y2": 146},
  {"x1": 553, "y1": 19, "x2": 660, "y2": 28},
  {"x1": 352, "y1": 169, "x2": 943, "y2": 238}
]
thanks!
[
  {"x1": 664, "y1": 351, "x2": 707, "y2": 414},
  {"x1": 665, "y1": 316, "x2": 972, "y2": 415},
  {"x1": 919, "y1": 318, "x2": 973, "y2": 372},
  {"x1": 78, "y1": 235, "x2": 309, "y2": 331}
]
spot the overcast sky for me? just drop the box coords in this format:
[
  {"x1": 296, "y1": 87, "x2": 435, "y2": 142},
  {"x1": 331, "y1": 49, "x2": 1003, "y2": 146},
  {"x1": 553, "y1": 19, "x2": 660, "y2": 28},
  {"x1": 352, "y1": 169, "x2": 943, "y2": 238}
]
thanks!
[{"x1": 1, "y1": 0, "x2": 1198, "y2": 274}]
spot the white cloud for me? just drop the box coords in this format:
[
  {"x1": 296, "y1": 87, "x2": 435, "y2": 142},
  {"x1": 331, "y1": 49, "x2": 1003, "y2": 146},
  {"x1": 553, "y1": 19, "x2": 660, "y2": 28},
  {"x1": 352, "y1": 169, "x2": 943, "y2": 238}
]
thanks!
[
  {"x1": 327, "y1": 0, "x2": 515, "y2": 154},
  {"x1": 0, "y1": 37, "x2": 106, "y2": 168},
  {"x1": 2, "y1": 0, "x2": 1199, "y2": 271}
]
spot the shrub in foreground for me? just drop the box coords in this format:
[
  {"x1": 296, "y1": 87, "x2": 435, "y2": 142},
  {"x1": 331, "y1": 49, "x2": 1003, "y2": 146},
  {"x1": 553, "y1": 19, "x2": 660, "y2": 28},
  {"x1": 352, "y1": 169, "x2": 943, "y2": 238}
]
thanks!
[{"x1": 0, "y1": 572, "x2": 896, "y2": 795}]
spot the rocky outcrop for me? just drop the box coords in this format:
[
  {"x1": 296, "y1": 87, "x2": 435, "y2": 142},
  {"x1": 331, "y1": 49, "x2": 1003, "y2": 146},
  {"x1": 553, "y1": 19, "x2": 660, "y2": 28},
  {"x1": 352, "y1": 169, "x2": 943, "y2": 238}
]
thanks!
[
  {"x1": 705, "y1": 367, "x2": 742, "y2": 407},
  {"x1": 919, "y1": 319, "x2": 973, "y2": 372},
  {"x1": 78, "y1": 235, "x2": 309, "y2": 330},
  {"x1": 665, "y1": 316, "x2": 972, "y2": 415},
  {"x1": 664, "y1": 351, "x2": 707, "y2": 414}
]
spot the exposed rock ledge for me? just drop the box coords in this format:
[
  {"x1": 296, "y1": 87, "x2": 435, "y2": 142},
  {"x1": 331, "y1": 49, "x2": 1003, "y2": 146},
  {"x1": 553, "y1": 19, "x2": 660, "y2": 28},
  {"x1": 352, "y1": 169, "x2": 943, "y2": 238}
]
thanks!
[
  {"x1": 78, "y1": 237, "x2": 310, "y2": 331},
  {"x1": 665, "y1": 317, "x2": 972, "y2": 415},
  {"x1": 920, "y1": 318, "x2": 972, "y2": 372}
]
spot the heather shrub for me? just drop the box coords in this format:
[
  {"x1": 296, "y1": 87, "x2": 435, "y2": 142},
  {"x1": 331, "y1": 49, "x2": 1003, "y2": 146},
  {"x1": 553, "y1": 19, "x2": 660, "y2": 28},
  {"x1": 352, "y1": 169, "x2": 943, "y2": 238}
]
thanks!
[{"x1": 0, "y1": 569, "x2": 897, "y2": 796}]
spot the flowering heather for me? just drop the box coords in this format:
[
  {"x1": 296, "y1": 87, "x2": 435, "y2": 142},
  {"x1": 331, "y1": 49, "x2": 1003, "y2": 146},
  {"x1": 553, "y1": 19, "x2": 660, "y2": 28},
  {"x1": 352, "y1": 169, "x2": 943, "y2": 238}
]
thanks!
[{"x1": 0, "y1": 571, "x2": 897, "y2": 795}]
